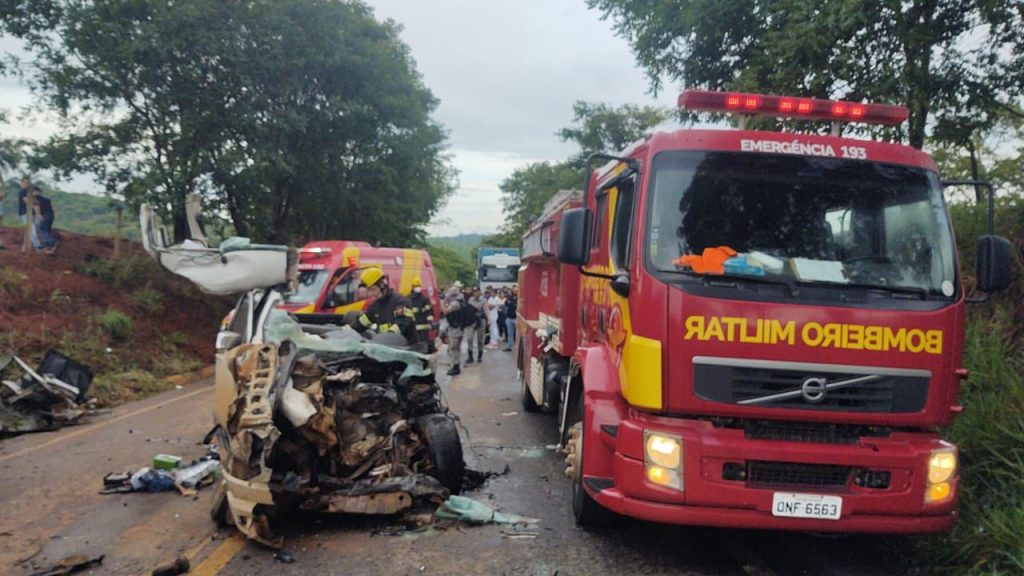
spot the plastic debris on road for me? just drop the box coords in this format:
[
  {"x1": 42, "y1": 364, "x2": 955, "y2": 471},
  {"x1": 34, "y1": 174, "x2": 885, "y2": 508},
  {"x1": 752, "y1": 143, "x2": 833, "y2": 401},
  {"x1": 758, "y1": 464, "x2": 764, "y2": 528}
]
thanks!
[
  {"x1": 130, "y1": 467, "x2": 176, "y2": 492},
  {"x1": 434, "y1": 495, "x2": 539, "y2": 525}
]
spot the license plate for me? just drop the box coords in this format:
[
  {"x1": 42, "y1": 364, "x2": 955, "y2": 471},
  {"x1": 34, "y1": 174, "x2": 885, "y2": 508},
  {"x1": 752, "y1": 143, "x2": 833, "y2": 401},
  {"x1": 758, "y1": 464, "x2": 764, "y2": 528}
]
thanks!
[{"x1": 771, "y1": 492, "x2": 842, "y2": 520}]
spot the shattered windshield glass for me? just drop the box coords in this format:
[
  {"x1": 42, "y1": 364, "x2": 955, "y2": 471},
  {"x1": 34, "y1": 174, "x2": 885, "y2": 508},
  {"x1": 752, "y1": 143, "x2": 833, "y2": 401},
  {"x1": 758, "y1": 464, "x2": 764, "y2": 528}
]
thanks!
[
  {"x1": 286, "y1": 270, "x2": 329, "y2": 304},
  {"x1": 646, "y1": 151, "x2": 957, "y2": 297}
]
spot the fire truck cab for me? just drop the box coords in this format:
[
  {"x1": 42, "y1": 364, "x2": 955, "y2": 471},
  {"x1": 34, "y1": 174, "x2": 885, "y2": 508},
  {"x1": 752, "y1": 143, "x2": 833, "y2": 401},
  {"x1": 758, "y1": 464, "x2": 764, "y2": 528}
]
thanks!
[
  {"x1": 282, "y1": 241, "x2": 440, "y2": 336},
  {"x1": 516, "y1": 90, "x2": 1012, "y2": 532}
]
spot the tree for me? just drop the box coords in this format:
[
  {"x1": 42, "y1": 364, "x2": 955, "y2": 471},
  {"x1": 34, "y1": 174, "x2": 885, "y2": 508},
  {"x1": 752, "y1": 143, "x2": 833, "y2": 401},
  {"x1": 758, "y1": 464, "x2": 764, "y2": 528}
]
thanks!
[
  {"x1": 558, "y1": 101, "x2": 672, "y2": 167},
  {"x1": 2, "y1": 0, "x2": 455, "y2": 244},
  {"x1": 426, "y1": 243, "x2": 475, "y2": 287},
  {"x1": 494, "y1": 101, "x2": 671, "y2": 244},
  {"x1": 587, "y1": 0, "x2": 1024, "y2": 150},
  {"x1": 496, "y1": 161, "x2": 580, "y2": 244}
]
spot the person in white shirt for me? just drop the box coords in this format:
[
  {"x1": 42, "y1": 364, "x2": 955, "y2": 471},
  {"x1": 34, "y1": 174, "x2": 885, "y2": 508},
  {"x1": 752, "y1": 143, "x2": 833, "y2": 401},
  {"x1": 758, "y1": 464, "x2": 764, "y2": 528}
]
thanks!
[{"x1": 484, "y1": 287, "x2": 500, "y2": 349}]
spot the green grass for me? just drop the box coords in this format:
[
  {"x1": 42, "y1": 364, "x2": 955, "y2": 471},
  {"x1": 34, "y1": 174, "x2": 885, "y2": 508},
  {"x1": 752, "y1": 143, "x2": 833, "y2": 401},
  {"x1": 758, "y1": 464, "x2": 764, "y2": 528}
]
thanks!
[
  {"x1": 130, "y1": 287, "x2": 164, "y2": 313},
  {"x1": 96, "y1": 307, "x2": 133, "y2": 340},
  {"x1": 921, "y1": 317, "x2": 1024, "y2": 575}
]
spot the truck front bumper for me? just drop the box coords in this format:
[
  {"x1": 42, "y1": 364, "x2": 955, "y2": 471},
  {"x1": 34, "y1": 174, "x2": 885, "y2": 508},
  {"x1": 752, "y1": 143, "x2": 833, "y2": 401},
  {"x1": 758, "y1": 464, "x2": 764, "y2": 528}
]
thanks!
[{"x1": 584, "y1": 412, "x2": 957, "y2": 533}]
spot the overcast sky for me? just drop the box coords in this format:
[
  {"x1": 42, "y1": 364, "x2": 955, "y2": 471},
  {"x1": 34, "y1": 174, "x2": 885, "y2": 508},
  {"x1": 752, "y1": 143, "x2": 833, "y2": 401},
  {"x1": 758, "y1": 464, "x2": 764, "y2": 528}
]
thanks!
[
  {"x1": 0, "y1": 1, "x2": 681, "y2": 237},
  {"x1": 367, "y1": 0, "x2": 680, "y2": 236}
]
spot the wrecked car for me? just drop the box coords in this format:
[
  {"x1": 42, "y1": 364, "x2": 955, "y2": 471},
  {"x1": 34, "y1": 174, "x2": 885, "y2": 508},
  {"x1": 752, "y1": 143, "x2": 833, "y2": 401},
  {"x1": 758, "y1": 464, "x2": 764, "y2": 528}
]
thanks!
[
  {"x1": 140, "y1": 197, "x2": 465, "y2": 547},
  {"x1": 0, "y1": 350, "x2": 94, "y2": 436}
]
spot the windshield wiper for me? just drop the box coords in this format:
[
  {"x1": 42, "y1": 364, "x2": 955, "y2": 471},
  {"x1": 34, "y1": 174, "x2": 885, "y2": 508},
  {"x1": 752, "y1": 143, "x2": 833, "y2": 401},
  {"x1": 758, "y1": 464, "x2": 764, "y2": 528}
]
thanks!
[
  {"x1": 799, "y1": 281, "x2": 931, "y2": 300},
  {"x1": 661, "y1": 269, "x2": 797, "y2": 294}
]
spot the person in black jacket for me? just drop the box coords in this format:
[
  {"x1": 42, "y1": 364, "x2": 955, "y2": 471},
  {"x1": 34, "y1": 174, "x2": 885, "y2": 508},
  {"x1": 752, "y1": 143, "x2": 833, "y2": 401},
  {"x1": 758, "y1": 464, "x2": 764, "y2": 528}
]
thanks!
[
  {"x1": 408, "y1": 276, "x2": 434, "y2": 353},
  {"x1": 351, "y1": 267, "x2": 419, "y2": 346},
  {"x1": 32, "y1": 186, "x2": 57, "y2": 254},
  {"x1": 503, "y1": 289, "x2": 518, "y2": 351}
]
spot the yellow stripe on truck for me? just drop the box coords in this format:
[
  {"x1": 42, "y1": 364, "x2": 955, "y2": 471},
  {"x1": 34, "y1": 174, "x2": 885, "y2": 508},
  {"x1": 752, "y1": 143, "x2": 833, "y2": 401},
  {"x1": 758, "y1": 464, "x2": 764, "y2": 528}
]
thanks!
[
  {"x1": 604, "y1": 181, "x2": 663, "y2": 410},
  {"x1": 398, "y1": 249, "x2": 424, "y2": 295},
  {"x1": 619, "y1": 334, "x2": 663, "y2": 410}
]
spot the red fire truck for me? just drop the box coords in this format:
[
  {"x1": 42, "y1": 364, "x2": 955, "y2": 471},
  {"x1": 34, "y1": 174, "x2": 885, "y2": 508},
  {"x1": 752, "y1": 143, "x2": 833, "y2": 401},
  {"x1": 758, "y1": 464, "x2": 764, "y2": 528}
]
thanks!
[{"x1": 516, "y1": 90, "x2": 1011, "y2": 532}]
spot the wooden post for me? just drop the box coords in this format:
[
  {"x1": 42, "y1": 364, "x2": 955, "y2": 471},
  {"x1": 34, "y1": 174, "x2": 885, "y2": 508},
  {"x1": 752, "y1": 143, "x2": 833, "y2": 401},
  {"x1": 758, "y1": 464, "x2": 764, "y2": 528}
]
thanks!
[{"x1": 114, "y1": 206, "x2": 123, "y2": 259}]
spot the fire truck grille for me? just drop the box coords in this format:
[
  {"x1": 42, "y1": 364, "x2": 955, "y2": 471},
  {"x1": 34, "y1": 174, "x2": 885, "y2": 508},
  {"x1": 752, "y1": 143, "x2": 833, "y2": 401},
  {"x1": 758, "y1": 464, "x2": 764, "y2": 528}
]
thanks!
[
  {"x1": 693, "y1": 358, "x2": 929, "y2": 413},
  {"x1": 737, "y1": 420, "x2": 890, "y2": 444},
  {"x1": 747, "y1": 461, "x2": 852, "y2": 490}
]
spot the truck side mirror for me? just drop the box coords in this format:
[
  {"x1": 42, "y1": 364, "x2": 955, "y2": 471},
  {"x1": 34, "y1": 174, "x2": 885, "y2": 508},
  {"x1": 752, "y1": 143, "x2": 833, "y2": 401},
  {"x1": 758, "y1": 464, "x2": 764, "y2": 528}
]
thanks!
[
  {"x1": 557, "y1": 208, "x2": 593, "y2": 266},
  {"x1": 976, "y1": 235, "x2": 1012, "y2": 292},
  {"x1": 611, "y1": 273, "x2": 630, "y2": 297}
]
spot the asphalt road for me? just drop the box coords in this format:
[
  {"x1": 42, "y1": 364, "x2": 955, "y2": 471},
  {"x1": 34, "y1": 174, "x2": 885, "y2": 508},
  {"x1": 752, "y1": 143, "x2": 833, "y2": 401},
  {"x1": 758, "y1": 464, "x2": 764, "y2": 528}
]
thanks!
[{"x1": 0, "y1": 345, "x2": 930, "y2": 576}]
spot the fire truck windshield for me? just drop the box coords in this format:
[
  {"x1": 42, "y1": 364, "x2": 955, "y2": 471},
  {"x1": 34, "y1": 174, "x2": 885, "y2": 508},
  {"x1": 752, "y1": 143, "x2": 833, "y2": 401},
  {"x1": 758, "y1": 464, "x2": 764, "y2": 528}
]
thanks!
[
  {"x1": 286, "y1": 269, "x2": 329, "y2": 304},
  {"x1": 646, "y1": 150, "x2": 956, "y2": 298}
]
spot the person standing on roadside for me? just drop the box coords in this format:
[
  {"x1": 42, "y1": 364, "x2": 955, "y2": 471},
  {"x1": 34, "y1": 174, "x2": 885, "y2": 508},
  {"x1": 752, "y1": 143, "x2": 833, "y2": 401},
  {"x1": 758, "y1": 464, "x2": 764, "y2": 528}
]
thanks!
[
  {"x1": 408, "y1": 276, "x2": 435, "y2": 353},
  {"x1": 464, "y1": 287, "x2": 484, "y2": 364},
  {"x1": 443, "y1": 288, "x2": 466, "y2": 376},
  {"x1": 17, "y1": 177, "x2": 36, "y2": 252},
  {"x1": 32, "y1": 186, "x2": 58, "y2": 254},
  {"x1": 503, "y1": 289, "x2": 518, "y2": 352},
  {"x1": 0, "y1": 174, "x2": 6, "y2": 250},
  {"x1": 496, "y1": 289, "x2": 508, "y2": 341},
  {"x1": 485, "y1": 287, "x2": 500, "y2": 349}
]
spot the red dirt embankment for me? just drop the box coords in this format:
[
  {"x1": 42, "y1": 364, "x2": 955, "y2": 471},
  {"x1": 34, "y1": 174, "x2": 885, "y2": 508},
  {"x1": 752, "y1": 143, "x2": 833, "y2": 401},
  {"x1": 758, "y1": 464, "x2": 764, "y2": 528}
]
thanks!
[{"x1": 0, "y1": 225, "x2": 228, "y2": 404}]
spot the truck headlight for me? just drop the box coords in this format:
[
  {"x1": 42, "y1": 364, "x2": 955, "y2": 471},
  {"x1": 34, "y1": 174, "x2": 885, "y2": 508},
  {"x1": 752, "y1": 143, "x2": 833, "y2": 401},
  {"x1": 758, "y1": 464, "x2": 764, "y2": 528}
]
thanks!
[
  {"x1": 644, "y1": 430, "x2": 683, "y2": 491},
  {"x1": 925, "y1": 447, "x2": 957, "y2": 504},
  {"x1": 645, "y1": 432, "x2": 682, "y2": 469}
]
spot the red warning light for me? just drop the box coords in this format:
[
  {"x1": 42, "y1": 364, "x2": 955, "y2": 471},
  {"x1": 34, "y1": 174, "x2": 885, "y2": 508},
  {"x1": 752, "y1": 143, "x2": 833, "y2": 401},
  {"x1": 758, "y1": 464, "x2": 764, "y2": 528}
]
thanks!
[
  {"x1": 743, "y1": 96, "x2": 762, "y2": 110},
  {"x1": 779, "y1": 99, "x2": 795, "y2": 112},
  {"x1": 832, "y1": 103, "x2": 848, "y2": 116},
  {"x1": 797, "y1": 100, "x2": 812, "y2": 113},
  {"x1": 849, "y1": 105, "x2": 866, "y2": 119},
  {"x1": 725, "y1": 95, "x2": 742, "y2": 109}
]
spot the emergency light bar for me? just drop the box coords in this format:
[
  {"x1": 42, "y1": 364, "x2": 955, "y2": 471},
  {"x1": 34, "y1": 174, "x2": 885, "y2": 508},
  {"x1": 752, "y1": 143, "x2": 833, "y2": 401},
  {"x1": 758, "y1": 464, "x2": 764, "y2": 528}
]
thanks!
[
  {"x1": 679, "y1": 90, "x2": 908, "y2": 126},
  {"x1": 299, "y1": 247, "x2": 332, "y2": 261}
]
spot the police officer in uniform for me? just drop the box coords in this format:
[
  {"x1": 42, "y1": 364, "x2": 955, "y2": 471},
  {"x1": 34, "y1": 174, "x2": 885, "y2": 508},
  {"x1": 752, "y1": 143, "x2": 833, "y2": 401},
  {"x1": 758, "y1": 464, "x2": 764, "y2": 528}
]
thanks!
[
  {"x1": 443, "y1": 288, "x2": 466, "y2": 376},
  {"x1": 352, "y1": 267, "x2": 419, "y2": 346},
  {"x1": 408, "y1": 276, "x2": 435, "y2": 353}
]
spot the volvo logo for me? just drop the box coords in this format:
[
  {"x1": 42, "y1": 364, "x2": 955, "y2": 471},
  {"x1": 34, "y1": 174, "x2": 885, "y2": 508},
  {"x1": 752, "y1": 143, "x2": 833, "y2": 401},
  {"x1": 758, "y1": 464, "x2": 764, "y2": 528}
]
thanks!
[{"x1": 801, "y1": 377, "x2": 828, "y2": 403}]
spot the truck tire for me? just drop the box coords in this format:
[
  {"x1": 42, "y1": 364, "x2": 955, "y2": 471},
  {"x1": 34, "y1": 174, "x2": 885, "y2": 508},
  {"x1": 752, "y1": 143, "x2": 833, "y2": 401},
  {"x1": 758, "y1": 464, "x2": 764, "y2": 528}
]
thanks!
[
  {"x1": 568, "y1": 393, "x2": 615, "y2": 527},
  {"x1": 416, "y1": 414, "x2": 465, "y2": 495},
  {"x1": 519, "y1": 346, "x2": 541, "y2": 413}
]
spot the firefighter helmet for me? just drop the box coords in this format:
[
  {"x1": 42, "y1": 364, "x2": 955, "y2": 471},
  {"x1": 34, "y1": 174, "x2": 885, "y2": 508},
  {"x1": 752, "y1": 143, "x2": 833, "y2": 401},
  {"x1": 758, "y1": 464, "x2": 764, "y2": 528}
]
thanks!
[
  {"x1": 412, "y1": 276, "x2": 422, "y2": 287},
  {"x1": 360, "y1": 267, "x2": 385, "y2": 288}
]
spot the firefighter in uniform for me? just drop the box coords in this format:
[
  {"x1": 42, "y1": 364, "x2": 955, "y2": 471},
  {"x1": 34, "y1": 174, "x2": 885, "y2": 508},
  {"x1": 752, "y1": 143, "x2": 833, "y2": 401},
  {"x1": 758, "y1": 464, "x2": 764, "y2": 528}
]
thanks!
[
  {"x1": 351, "y1": 267, "x2": 419, "y2": 346},
  {"x1": 408, "y1": 276, "x2": 435, "y2": 353}
]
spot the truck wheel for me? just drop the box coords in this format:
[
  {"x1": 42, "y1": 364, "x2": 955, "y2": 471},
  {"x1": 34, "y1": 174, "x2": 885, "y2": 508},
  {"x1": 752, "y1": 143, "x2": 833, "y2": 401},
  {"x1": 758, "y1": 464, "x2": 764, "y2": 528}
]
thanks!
[
  {"x1": 519, "y1": 346, "x2": 540, "y2": 413},
  {"x1": 566, "y1": 394, "x2": 614, "y2": 527},
  {"x1": 417, "y1": 414, "x2": 465, "y2": 495}
]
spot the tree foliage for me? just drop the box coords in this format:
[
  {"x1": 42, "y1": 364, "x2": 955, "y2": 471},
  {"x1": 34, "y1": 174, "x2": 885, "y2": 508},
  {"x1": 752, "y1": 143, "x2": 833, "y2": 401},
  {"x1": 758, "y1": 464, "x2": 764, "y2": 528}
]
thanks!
[
  {"x1": 587, "y1": 0, "x2": 1024, "y2": 149},
  {"x1": 496, "y1": 161, "x2": 580, "y2": 244},
  {"x1": 426, "y1": 242, "x2": 476, "y2": 287},
  {"x1": 1, "y1": 0, "x2": 455, "y2": 244},
  {"x1": 558, "y1": 101, "x2": 671, "y2": 167},
  {"x1": 493, "y1": 101, "x2": 671, "y2": 245}
]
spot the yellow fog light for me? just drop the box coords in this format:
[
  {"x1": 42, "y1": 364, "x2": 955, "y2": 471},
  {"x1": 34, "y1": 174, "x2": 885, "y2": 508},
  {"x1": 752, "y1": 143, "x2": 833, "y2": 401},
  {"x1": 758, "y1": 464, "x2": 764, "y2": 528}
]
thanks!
[
  {"x1": 928, "y1": 451, "x2": 957, "y2": 484},
  {"x1": 926, "y1": 482, "x2": 951, "y2": 503},
  {"x1": 644, "y1": 432, "x2": 682, "y2": 470},
  {"x1": 646, "y1": 464, "x2": 682, "y2": 490}
]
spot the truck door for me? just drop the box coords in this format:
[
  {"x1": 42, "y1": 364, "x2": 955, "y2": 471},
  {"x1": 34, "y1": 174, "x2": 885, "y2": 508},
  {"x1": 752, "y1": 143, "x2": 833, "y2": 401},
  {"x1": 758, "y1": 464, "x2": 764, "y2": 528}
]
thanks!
[{"x1": 320, "y1": 270, "x2": 367, "y2": 314}]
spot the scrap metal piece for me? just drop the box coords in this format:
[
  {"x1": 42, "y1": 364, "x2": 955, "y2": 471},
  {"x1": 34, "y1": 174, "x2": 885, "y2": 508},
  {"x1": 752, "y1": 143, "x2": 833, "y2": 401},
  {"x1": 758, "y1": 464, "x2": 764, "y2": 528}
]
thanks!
[
  {"x1": 325, "y1": 491, "x2": 413, "y2": 514},
  {"x1": 0, "y1": 351, "x2": 95, "y2": 436}
]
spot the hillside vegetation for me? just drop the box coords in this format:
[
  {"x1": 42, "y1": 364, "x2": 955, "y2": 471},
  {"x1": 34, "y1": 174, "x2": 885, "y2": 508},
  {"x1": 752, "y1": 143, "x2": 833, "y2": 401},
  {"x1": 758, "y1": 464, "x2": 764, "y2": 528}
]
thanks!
[
  {"x1": 919, "y1": 197, "x2": 1024, "y2": 575},
  {"x1": 0, "y1": 225, "x2": 227, "y2": 405}
]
